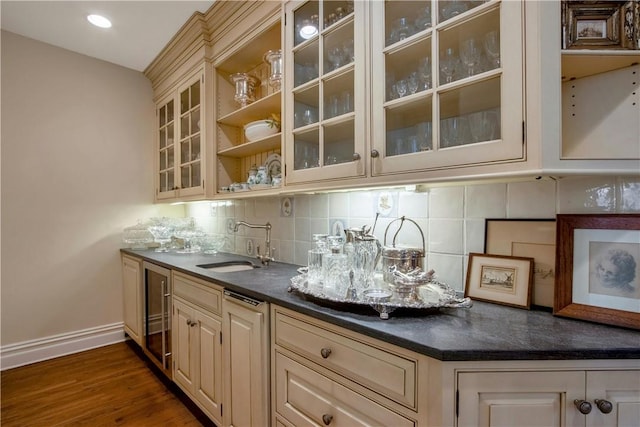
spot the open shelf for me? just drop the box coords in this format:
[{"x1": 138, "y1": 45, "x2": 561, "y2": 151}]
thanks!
[{"x1": 561, "y1": 50, "x2": 640, "y2": 81}]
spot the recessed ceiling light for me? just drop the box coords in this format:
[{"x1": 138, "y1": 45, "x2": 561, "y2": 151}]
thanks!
[{"x1": 87, "y1": 14, "x2": 112, "y2": 29}]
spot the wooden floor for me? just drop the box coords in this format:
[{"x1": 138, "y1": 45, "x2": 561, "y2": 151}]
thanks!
[{"x1": 1, "y1": 341, "x2": 213, "y2": 426}]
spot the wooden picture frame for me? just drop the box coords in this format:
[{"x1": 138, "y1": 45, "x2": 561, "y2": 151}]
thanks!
[
  {"x1": 562, "y1": 1, "x2": 639, "y2": 50},
  {"x1": 485, "y1": 219, "x2": 556, "y2": 309},
  {"x1": 555, "y1": 214, "x2": 640, "y2": 330},
  {"x1": 465, "y1": 253, "x2": 534, "y2": 309}
]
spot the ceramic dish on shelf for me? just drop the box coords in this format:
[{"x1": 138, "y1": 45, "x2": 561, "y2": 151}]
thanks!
[
  {"x1": 244, "y1": 120, "x2": 278, "y2": 141},
  {"x1": 265, "y1": 153, "x2": 281, "y2": 181}
]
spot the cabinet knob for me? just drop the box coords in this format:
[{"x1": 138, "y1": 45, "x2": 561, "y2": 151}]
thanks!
[
  {"x1": 574, "y1": 399, "x2": 592, "y2": 415},
  {"x1": 186, "y1": 319, "x2": 196, "y2": 327},
  {"x1": 370, "y1": 149, "x2": 380, "y2": 158},
  {"x1": 322, "y1": 414, "x2": 333, "y2": 425},
  {"x1": 352, "y1": 153, "x2": 361, "y2": 161},
  {"x1": 594, "y1": 399, "x2": 613, "y2": 414},
  {"x1": 320, "y1": 348, "x2": 332, "y2": 359}
]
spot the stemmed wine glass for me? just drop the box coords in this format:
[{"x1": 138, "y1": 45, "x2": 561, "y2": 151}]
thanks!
[
  {"x1": 407, "y1": 72, "x2": 420, "y2": 95},
  {"x1": 460, "y1": 37, "x2": 482, "y2": 77},
  {"x1": 440, "y1": 48, "x2": 458, "y2": 84},
  {"x1": 484, "y1": 30, "x2": 500, "y2": 69}
]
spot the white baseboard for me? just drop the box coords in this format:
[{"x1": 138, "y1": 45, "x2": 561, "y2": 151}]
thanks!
[{"x1": 0, "y1": 322, "x2": 126, "y2": 371}]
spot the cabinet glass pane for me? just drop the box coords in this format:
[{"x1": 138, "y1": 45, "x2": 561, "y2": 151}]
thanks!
[
  {"x1": 437, "y1": 6, "x2": 500, "y2": 84},
  {"x1": 294, "y1": 1, "x2": 319, "y2": 47},
  {"x1": 160, "y1": 105, "x2": 167, "y2": 127},
  {"x1": 294, "y1": 85, "x2": 320, "y2": 128},
  {"x1": 160, "y1": 128, "x2": 167, "y2": 149},
  {"x1": 385, "y1": 1, "x2": 431, "y2": 47},
  {"x1": 294, "y1": 41, "x2": 320, "y2": 87},
  {"x1": 180, "y1": 87, "x2": 189, "y2": 115},
  {"x1": 190, "y1": 81, "x2": 200, "y2": 109},
  {"x1": 386, "y1": 97, "x2": 432, "y2": 156},
  {"x1": 181, "y1": 115, "x2": 189, "y2": 139},
  {"x1": 294, "y1": 129, "x2": 320, "y2": 170},
  {"x1": 323, "y1": 1, "x2": 353, "y2": 31},
  {"x1": 190, "y1": 108, "x2": 200, "y2": 134},
  {"x1": 386, "y1": 37, "x2": 431, "y2": 101},
  {"x1": 439, "y1": 76, "x2": 501, "y2": 148},
  {"x1": 160, "y1": 151, "x2": 167, "y2": 170},
  {"x1": 437, "y1": 0, "x2": 483, "y2": 24},
  {"x1": 324, "y1": 120, "x2": 354, "y2": 165},
  {"x1": 323, "y1": 22, "x2": 353, "y2": 74},
  {"x1": 191, "y1": 135, "x2": 201, "y2": 161},
  {"x1": 324, "y1": 70, "x2": 353, "y2": 119},
  {"x1": 167, "y1": 100, "x2": 174, "y2": 123}
]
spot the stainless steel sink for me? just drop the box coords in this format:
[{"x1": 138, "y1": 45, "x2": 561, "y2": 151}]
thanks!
[{"x1": 197, "y1": 260, "x2": 260, "y2": 273}]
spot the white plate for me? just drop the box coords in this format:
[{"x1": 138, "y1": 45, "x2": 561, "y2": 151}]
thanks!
[{"x1": 265, "y1": 153, "x2": 281, "y2": 180}]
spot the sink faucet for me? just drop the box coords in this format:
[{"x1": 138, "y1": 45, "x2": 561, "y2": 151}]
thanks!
[{"x1": 233, "y1": 221, "x2": 275, "y2": 266}]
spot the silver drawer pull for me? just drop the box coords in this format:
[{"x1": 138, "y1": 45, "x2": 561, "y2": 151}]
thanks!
[
  {"x1": 320, "y1": 348, "x2": 332, "y2": 359},
  {"x1": 322, "y1": 414, "x2": 333, "y2": 425}
]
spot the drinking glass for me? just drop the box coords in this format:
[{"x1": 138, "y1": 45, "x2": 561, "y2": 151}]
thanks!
[
  {"x1": 441, "y1": 116, "x2": 470, "y2": 147},
  {"x1": 326, "y1": 94, "x2": 339, "y2": 118},
  {"x1": 418, "y1": 57, "x2": 432, "y2": 90},
  {"x1": 308, "y1": 234, "x2": 329, "y2": 286},
  {"x1": 440, "y1": 48, "x2": 458, "y2": 84},
  {"x1": 341, "y1": 90, "x2": 353, "y2": 114},
  {"x1": 440, "y1": 0, "x2": 468, "y2": 21},
  {"x1": 415, "y1": 5, "x2": 432, "y2": 31},
  {"x1": 407, "y1": 72, "x2": 420, "y2": 95},
  {"x1": 328, "y1": 46, "x2": 344, "y2": 70},
  {"x1": 460, "y1": 37, "x2": 482, "y2": 77},
  {"x1": 396, "y1": 79, "x2": 408, "y2": 97},
  {"x1": 417, "y1": 121, "x2": 432, "y2": 151},
  {"x1": 343, "y1": 38, "x2": 355, "y2": 63},
  {"x1": 484, "y1": 30, "x2": 501, "y2": 68},
  {"x1": 467, "y1": 111, "x2": 491, "y2": 143}
]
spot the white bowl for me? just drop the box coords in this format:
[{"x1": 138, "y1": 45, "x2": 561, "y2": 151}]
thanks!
[{"x1": 244, "y1": 120, "x2": 278, "y2": 142}]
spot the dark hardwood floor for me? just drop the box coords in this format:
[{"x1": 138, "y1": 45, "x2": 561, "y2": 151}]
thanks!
[{"x1": 1, "y1": 341, "x2": 214, "y2": 426}]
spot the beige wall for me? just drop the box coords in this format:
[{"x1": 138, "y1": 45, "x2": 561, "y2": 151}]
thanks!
[{"x1": 1, "y1": 31, "x2": 181, "y2": 347}]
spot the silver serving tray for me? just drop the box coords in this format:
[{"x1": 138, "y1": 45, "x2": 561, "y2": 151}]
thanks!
[{"x1": 288, "y1": 272, "x2": 472, "y2": 319}]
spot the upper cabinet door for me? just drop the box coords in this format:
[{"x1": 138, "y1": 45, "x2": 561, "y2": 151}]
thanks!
[
  {"x1": 370, "y1": 0, "x2": 524, "y2": 176},
  {"x1": 284, "y1": 0, "x2": 368, "y2": 185},
  {"x1": 155, "y1": 68, "x2": 205, "y2": 201}
]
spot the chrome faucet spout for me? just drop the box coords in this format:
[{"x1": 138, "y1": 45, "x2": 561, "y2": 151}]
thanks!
[{"x1": 233, "y1": 221, "x2": 274, "y2": 265}]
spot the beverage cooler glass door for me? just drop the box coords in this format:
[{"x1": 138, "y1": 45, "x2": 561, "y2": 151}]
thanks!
[{"x1": 143, "y1": 261, "x2": 172, "y2": 378}]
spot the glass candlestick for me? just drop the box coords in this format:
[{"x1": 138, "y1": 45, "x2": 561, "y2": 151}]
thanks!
[
  {"x1": 230, "y1": 72, "x2": 259, "y2": 108},
  {"x1": 264, "y1": 49, "x2": 283, "y2": 92}
]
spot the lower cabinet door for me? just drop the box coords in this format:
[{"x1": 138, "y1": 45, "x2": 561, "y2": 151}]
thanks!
[
  {"x1": 586, "y1": 370, "x2": 640, "y2": 427},
  {"x1": 194, "y1": 309, "x2": 223, "y2": 422},
  {"x1": 457, "y1": 371, "x2": 585, "y2": 427},
  {"x1": 274, "y1": 351, "x2": 415, "y2": 427}
]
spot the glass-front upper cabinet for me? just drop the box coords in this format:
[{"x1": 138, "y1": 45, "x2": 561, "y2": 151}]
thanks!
[
  {"x1": 284, "y1": 0, "x2": 367, "y2": 185},
  {"x1": 156, "y1": 68, "x2": 205, "y2": 200},
  {"x1": 370, "y1": 0, "x2": 524, "y2": 176}
]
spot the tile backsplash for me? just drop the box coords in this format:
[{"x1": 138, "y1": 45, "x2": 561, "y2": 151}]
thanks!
[{"x1": 187, "y1": 175, "x2": 639, "y2": 291}]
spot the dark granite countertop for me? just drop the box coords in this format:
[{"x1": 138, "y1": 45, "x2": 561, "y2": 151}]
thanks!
[{"x1": 122, "y1": 249, "x2": 640, "y2": 362}]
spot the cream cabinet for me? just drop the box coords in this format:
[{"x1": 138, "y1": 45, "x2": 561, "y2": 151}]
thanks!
[
  {"x1": 171, "y1": 271, "x2": 224, "y2": 425},
  {"x1": 457, "y1": 368, "x2": 640, "y2": 427},
  {"x1": 121, "y1": 254, "x2": 143, "y2": 346},
  {"x1": 284, "y1": 0, "x2": 368, "y2": 185},
  {"x1": 223, "y1": 290, "x2": 270, "y2": 427},
  {"x1": 271, "y1": 305, "x2": 429, "y2": 427},
  {"x1": 212, "y1": 3, "x2": 283, "y2": 199},
  {"x1": 370, "y1": 0, "x2": 524, "y2": 177},
  {"x1": 530, "y1": 1, "x2": 640, "y2": 175},
  {"x1": 155, "y1": 66, "x2": 211, "y2": 201}
]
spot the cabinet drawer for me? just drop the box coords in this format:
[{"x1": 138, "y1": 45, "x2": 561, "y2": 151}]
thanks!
[
  {"x1": 275, "y1": 351, "x2": 415, "y2": 427},
  {"x1": 172, "y1": 271, "x2": 222, "y2": 315},
  {"x1": 274, "y1": 310, "x2": 417, "y2": 409}
]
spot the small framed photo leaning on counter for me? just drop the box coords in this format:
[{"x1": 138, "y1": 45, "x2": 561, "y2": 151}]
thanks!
[{"x1": 554, "y1": 214, "x2": 640, "y2": 330}]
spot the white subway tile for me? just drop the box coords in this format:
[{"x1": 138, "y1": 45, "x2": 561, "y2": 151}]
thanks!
[
  {"x1": 329, "y1": 192, "x2": 350, "y2": 217},
  {"x1": 465, "y1": 183, "x2": 506, "y2": 218},
  {"x1": 309, "y1": 193, "x2": 329, "y2": 218},
  {"x1": 429, "y1": 187, "x2": 464, "y2": 218},
  {"x1": 429, "y1": 218, "x2": 464, "y2": 254},
  {"x1": 557, "y1": 176, "x2": 616, "y2": 213},
  {"x1": 398, "y1": 191, "x2": 428, "y2": 218},
  {"x1": 428, "y1": 253, "x2": 464, "y2": 292},
  {"x1": 507, "y1": 179, "x2": 556, "y2": 218},
  {"x1": 465, "y1": 219, "x2": 486, "y2": 254},
  {"x1": 618, "y1": 176, "x2": 640, "y2": 212}
]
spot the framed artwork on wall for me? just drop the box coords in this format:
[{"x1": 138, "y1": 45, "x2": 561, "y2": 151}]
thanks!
[
  {"x1": 485, "y1": 219, "x2": 556, "y2": 308},
  {"x1": 465, "y1": 253, "x2": 534, "y2": 309},
  {"x1": 554, "y1": 214, "x2": 640, "y2": 330}
]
